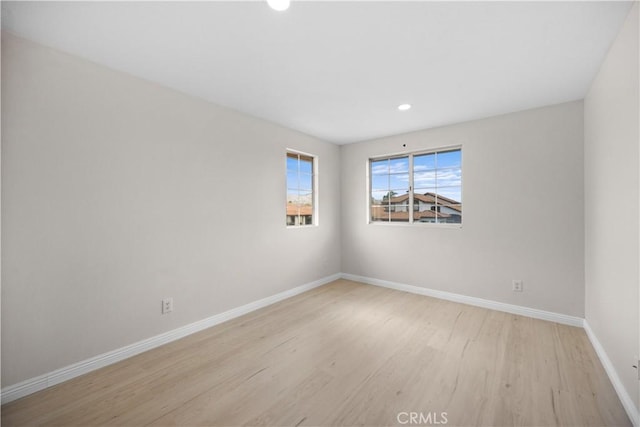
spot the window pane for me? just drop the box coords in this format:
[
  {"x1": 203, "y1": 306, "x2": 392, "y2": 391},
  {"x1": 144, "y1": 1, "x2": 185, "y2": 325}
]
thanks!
[
  {"x1": 413, "y1": 153, "x2": 436, "y2": 173},
  {"x1": 435, "y1": 185, "x2": 462, "y2": 224},
  {"x1": 371, "y1": 156, "x2": 409, "y2": 224},
  {"x1": 436, "y1": 166, "x2": 462, "y2": 189},
  {"x1": 436, "y1": 186, "x2": 462, "y2": 204},
  {"x1": 414, "y1": 153, "x2": 436, "y2": 171},
  {"x1": 286, "y1": 155, "x2": 299, "y2": 173},
  {"x1": 286, "y1": 170, "x2": 299, "y2": 187},
  {"x1": 389, "y1": 157, "x2": 409, "y2": 173},
  {"x1": 299, "y1": 158, "x2": 313, "y2": 174},
  {"x1": 413, "y1": 169, "x2": 437, "y2": 188},
  {"x1": 415, "y1": 209, "x2": 438, "y2": 223},
  {"x1": 371, "y1": 175, "x2": 390, "y2": 191},
  {"x1": 413, "y1": 188, "x2": 437, "y2": 201},
  {"x1": 437, "y1": 211, "x2": 462, "y2": 224},
  {"x1": 298, "y1": 204, "x2": 313, "y2": 217},
  {"x1": 297, "y1": 191, "x2": 313, "y2": 206},
  {"x1": 388, "y1": 203, "x2": 410, "y2": 213},
  {"x1": 388, "y1": 174, "x2": 409, "y2": 190},
  {"x1": 412, "y1": 190, "x2": 436, "y2": 222},
  {"x1": 370, "y1": 205, "x2": 389, "y2": 222},
  {"x1": 436, "y1": 149, "x2": 461, "y2": 169},
  {"x1": 389, "y1": 206, "x2": 410, "y2": 222},
  {"x1": 438, "y1": 203, "x2": 462, "y2": 214},
  {"x1": 387, "y1": 191, "x2": 409, "y2": 204},
  {"x1": 371, "y1": 190, "x2": 389, "y2": 204},
  {"x1": 298, "y1": 173, "x2": 313, "y2": 191},
  {"x1": 413, "y1": 190, "x2": 436, "y2": 206},
  {"x1": 286, "y1": 192, "x2": 302, "y2": 205},
  {"x1": 371, "y1": 159, "x2": 389, "y2": 175}
]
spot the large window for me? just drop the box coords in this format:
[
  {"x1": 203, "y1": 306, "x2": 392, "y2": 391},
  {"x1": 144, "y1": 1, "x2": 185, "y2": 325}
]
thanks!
[
  {"x1": 286, "y1": 151, "x2": 315, "y2": 226},
  {"x1": 370, "y1": 148, "x2": 462, "y2": 224}
]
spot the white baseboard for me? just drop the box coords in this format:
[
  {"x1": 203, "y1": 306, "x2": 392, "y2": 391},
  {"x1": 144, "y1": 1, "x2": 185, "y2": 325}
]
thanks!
[
  {"x1": 341, "y1": 273, "x2": 583, "y2": 327},
  {"x1": 0, "y1": 273, "x2": 341, "y2": 405},
  {"x1": 584, "y1": 320, "x2": 640, "y2": 427}
]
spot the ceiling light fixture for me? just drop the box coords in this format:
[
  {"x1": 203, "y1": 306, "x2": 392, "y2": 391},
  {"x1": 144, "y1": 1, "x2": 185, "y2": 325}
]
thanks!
[
  {"x1": 398, "y1": 103, "x2": 412, "y2": 111},
  {"x1": 267, "y1": 0, "x2": 290, "y2": 11}
]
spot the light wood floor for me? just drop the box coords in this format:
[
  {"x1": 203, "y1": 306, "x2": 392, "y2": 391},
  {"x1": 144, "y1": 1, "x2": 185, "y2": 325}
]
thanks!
[{"x1": 2, "y1": 279, "x2": 631, "y2": 426}]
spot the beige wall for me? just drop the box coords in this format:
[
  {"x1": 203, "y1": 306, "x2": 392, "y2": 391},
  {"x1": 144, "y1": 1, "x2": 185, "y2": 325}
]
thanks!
[
  {"x1": 584, "y1": 2, "x2": 639, "y2": 413},
  {"x1": 1, "y1": 34, "x2": 342, "y2": 387},
  {"x1": 340, "y1": 101, "x2": 585, "y2": 317}
]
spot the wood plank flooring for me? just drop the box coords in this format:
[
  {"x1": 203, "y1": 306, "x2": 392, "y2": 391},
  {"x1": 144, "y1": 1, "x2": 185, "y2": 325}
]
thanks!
[{"x1": 1, "y1": 279, "x2": 631, "y2": 426}]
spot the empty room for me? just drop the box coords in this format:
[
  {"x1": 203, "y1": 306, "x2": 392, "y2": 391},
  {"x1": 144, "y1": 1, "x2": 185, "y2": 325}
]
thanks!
[{"x1": 1, "y1": 1, "x2": 638, "y2": 426}]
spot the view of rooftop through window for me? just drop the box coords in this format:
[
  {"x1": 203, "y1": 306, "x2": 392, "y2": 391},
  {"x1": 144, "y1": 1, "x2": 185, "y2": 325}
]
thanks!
[
  {"x1": 286, "y1": 152, "x2": 314, "y2": 226},
  {"x1": 370, "y1": 148, "x2": 462, "y2": 224}
]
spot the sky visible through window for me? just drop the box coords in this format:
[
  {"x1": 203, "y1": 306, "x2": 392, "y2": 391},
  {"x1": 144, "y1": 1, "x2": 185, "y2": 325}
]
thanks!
[{"x1": 287, "y1": 155, "x2": 313, "y2": 202}]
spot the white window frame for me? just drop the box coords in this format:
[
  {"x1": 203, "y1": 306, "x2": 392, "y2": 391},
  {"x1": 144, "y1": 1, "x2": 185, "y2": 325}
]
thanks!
[
  {"x1": 367, "y1": 145, "x2": 463, "y2": 227},
  {"x1": 286, "y1": 149, "x2": 318, "y2": 228}
]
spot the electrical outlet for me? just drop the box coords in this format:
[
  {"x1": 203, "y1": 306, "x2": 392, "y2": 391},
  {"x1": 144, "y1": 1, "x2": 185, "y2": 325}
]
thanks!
[
  {"x1": 512, "y1": 280, "x2": 523, "y2": 292},
  {"x1": 162, "y1": 298, "x2": 173, "y2": 314}
]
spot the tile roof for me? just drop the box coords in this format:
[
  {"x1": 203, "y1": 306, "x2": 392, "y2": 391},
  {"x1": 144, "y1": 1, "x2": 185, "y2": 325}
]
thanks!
[
  {"x1": 386, "y1": 192, "x2": 461, "y2": 212},
  {"x1": 286, "y1": 204, "x2": 313, "y2": 216}
]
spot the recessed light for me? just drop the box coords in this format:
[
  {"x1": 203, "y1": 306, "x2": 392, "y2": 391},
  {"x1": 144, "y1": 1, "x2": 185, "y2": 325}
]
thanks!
[
  {"x1": 398, "y1": 103, "x2": 412, "y2": 111},
  {"x1": 267, "y1": 0, "x2": 290, "y2": 11}
]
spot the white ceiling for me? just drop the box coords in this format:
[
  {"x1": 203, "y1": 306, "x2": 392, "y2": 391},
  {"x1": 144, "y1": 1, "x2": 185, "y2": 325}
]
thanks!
[{"x1": 1, "y1": 1, "x2": 633, "y2": 144}]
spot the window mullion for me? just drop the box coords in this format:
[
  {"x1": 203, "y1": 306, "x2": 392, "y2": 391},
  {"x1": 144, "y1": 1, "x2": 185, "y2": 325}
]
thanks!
[
  {"x1": 297, "y1": 154, "x2": 301, "y2": 223},
  {"x1": 434, "y1": 152, "x2": 439, "y2": 224},
  {"x1": 409, "y1": 154, "x2": 414, "y2": 223},
  {"x1": 387, "y1": 159, "x2": 391, "y2": 222}
]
